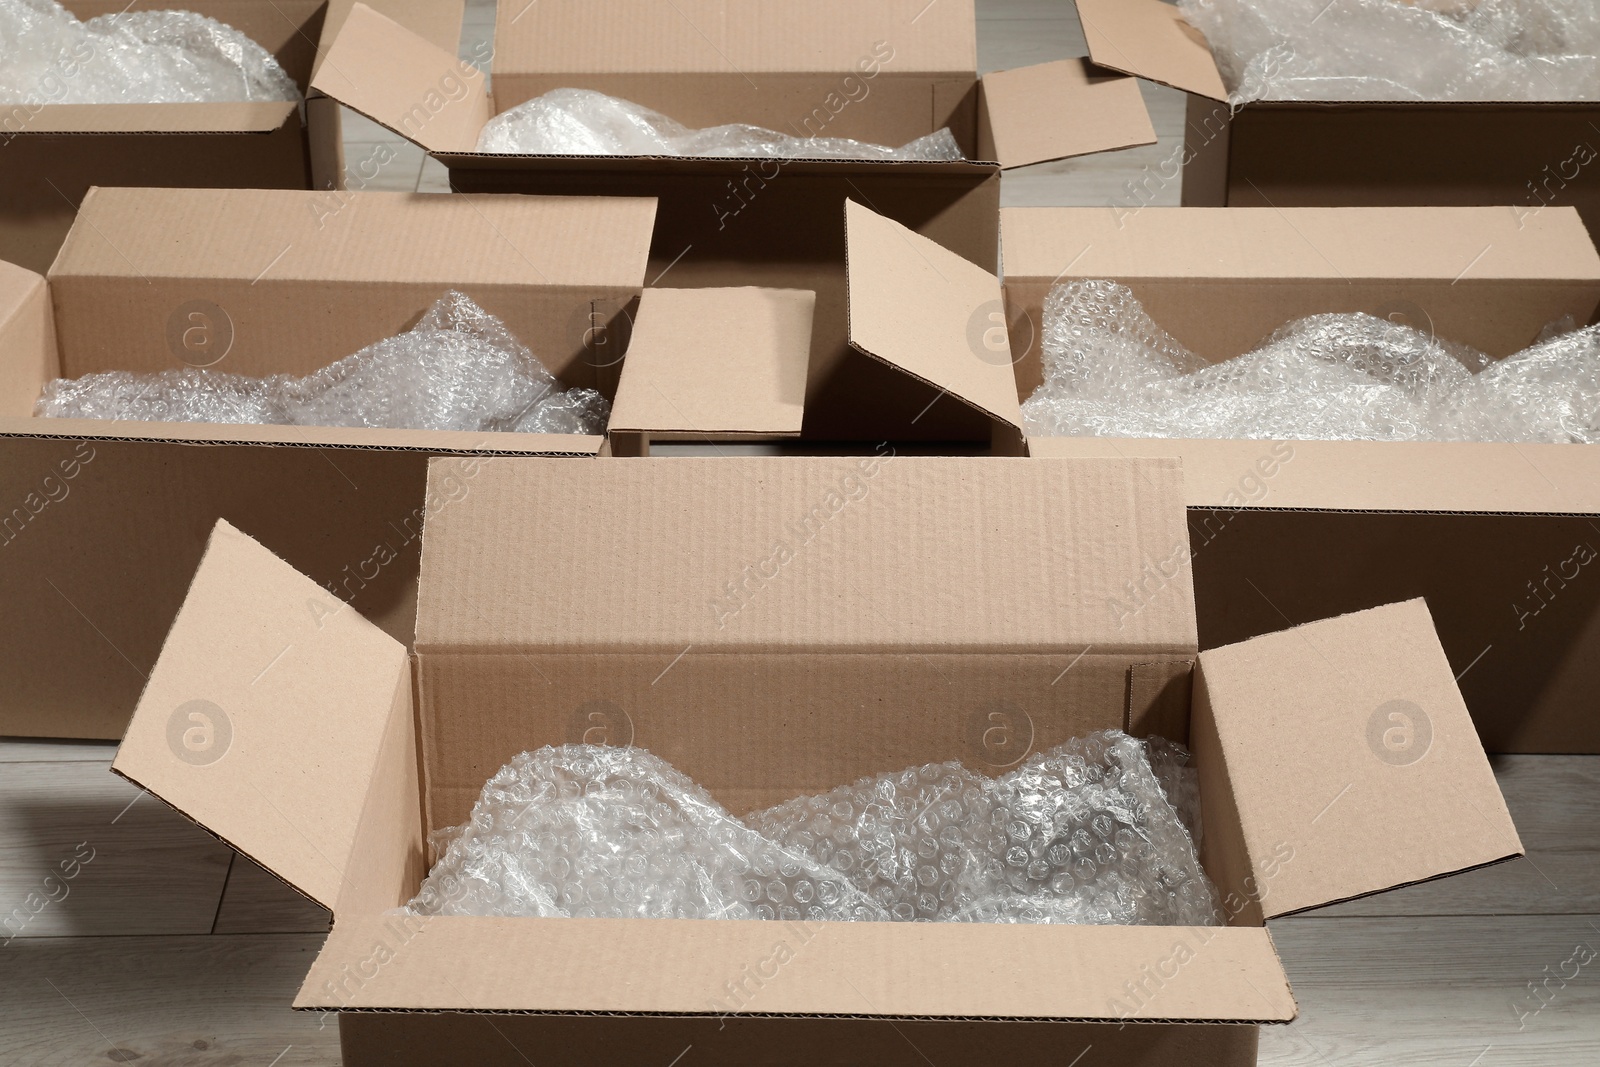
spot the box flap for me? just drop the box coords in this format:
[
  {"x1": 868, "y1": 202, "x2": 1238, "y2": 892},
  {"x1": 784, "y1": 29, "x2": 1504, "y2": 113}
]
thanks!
[
  {"x1": 1194, "y1": 599, "x2": 1522, "y2": 919},
  {"x1": 415, "y1": 455, "x2": 1197, "y2": 654},
  {"x1": 843, "y1": 200, "x2": 1022, "y2": 438},
  {"x1": 111, "y1": 521, "x2": 413, "y2": 911},
  {"x1": 297, "y1": 915, "x2": 1294, "y2": 1021},
  {"x1": 494, "y1": 0, "x2": 976, "y2": 79},
  {"x1": 979, "y1": 59, "x2": 1155, "y2": 170},
  {"x1": 6, "y1": 101, "x2": 298, "y2": 135},
  {"x1": 317, "y1": 0, "x2": 467, "y2": 80},
  {"x1": 1074, "y1": 0, "x2": 1228, "y2": 101},
  {"x1": 608, "y1": 288, "x2": 812, "y2": 438},
  {"x1": 0, "y1": 259, "x2": 56, "y2": 419},
  {"x1": 310, "y1": 1, "x2": 490, "y2": 153}
]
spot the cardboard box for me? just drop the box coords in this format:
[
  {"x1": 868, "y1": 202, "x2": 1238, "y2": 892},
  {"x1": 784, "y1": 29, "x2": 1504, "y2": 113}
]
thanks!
[
  {"x1": 0, "y1": 185, "x2": 673, "y2": 739},
  {"x1": 110, "y1": 454, "x2": 1521, "y2": 1066},
  {"x1": 0, "y1": 0, "x2": 466, "y2": 274},
  {"x1": 1073, "y1": 0, "x2": 1600, "y2": 241},
  {"x1": 308, "y1": 0, "x2": 1159, "y2": 441},
  {"x1": 993, "y1": 204, "x2": 1600, "y2": 753}
]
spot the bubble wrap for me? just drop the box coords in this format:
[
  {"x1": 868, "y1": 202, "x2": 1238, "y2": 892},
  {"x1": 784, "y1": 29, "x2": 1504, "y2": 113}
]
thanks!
[
  {"x1": 409, "y1": 730, "x2": 1220, "y2": 927},
  {"x1": 410, "y1": 747, "x2": 890, "y2": 921},
  {"x1": 0, "y1": 0, "x2": 299, "y2": 104},
  {"x1": 36, "y1": 291, "x2": 610, "y2": 436},
  {"x1": 476, "y1": 87, "x2": 964, "y2": 160},
  {"x1": 1019, "y1": 280, "x2": 1600, "y2": 444},
  {"x1": 1180, "y1": 0, "x2": 1600, "y2": 103}
]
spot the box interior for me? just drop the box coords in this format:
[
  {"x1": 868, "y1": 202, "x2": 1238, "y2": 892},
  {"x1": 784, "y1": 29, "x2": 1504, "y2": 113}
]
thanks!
[{"x1": 1000, "y1": 205, "x2": 1600, "y2": 398}]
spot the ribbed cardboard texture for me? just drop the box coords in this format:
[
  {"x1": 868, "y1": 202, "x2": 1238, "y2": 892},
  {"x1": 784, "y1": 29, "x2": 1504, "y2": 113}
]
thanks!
[
  {"x1": 0, "y1": 0, "x2": 466, "y2": 273},
  {"x1": 999, "y1": 204, "x2": 1600, "y2": 753},
  {"x1": 1074, "y1": 0, "x2": 1600, "y2": 241},
  {"x1": 0, "y1": 187, "x2": 659, "y2": 740},
  {"x1": 607, "y1": 287, "x2": 813, "y2": 453},
  {"x1": 109, "y1": 456, "x2": 1519, "y2": 1066},
  {"x1": 310, "y1": 1, "x2": 1157, "y2": 441}
]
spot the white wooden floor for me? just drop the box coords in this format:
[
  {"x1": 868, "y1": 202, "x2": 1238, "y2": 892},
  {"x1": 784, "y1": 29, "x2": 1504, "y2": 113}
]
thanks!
[{"x1": 4, "y1": 2, "x2": 1596, "y2": 1065}]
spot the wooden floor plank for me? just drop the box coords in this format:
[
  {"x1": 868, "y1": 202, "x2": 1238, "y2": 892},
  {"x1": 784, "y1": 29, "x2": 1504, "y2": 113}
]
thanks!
[
  {"x1": 213, "y1": 855, "x2": 331, "y2": 936},
  {"x1": 0, "y1": 761, "x2": 231, "y2": 939},
  {"x1": 0, "y1": 934, "x2": 339, "y2": 1067},
  {"x1": 1261, "y1": 915, "x2": 1600, "y2": 1066}
]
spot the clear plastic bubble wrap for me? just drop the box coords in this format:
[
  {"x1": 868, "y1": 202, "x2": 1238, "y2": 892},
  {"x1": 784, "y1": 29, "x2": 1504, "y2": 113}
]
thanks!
[
  {"x1": 476, "y1": 87, "x2": 964, "y2": 160},
  {"x1": 0, "y1": 0, "x2": 299, "y2": 104},
  {"x1": 1179, "y1": 0, "x2": 1600, "y2": 103},
  {"x1": 408, "y1": 730, "x2": 1220, "y2": 927},
  {"x1": 35, "y1": 291, "x2": 609, "y2": 436},
  {"x1": 1019, "y1": 280, "x2": 1600, "y2": 444}
]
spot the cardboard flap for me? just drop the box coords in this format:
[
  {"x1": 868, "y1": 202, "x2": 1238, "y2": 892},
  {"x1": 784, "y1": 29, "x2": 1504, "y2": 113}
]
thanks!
[
  {"x1": 1194, "y1": 599, "x2": 1522, "y2": 919},
  {"x1": 112, "y1": 521, "x2": 413, "y2": 911},
  {"x1": 1074, "y1": 0, "x2": 1228, "y2": 101},
  {"x1": 843, "y1": 200, "x2": 1022, "y2": 434},
  {"x1": 316, "y1": 0, "x2": 467, "y2": 81},
  {"x1": 608, "y1": 288, "x2": 812, "y2": 438},
  {"x1": 310, "y1": 1, "x2": 490, "y2": 153},
  {"x1": 980, "y1": 58, "x2": 1156, "y2": 169},
  {"x1": 7, "y1": 101, "x2": 297, "y2": 134},
  {"x1": 0, "y1": 259, "x2": 56, "y2": 418},
  {"x1": 297, "y1": 915, "x2": 1294, "y2": 1021}
]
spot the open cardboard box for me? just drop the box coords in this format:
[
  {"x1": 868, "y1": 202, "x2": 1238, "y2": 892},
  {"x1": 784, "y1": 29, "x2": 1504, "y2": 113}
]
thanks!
[
  {"x1": 110, "y1": 454, "x2": 1521, "y2": 1066},
  {"x1": 0, "y1": 186, "x2": 808, "y2": 739},
  {"x1": 847, "y1": 195, "x2": 1600, "y2": 752},
  {"x1": 0, "y1": 1, "x2": 466, "y2": 274},
  {"x1": 1072, "y1": 0, "x2": 1600, "y2": 241},
  {"x1": 307, "y1": 0, "x2": 1159, "y2": 442}
]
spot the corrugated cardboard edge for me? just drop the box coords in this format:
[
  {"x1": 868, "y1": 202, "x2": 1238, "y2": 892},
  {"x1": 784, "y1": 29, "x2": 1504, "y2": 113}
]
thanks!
[
  {"x1": 294, "y1": 915, "x2": 1295, "y2": 1021},
  {"x1": 1074, "y1": 0, "x2": 1228, "y2": 101},
  {"x1": 979, "y1": 58, "x2": 1156, "y2": 169},
  {"x1": 310, "y1": 1, "x2": 491, "y2": 153},
  {"x1": 1026, "y1": 436, "x2": 1600, "y2": 516},
  {"x1": 111, "y1": 520, "x2": 414, "y2": 911},
  {"x1": 0, "y1": 416, "x2": 604, "y2": 456},
  {"x1": 2, "y1": 101, "x2": 299, "y2": 135},
  {"x1": 1194, "y1": 599, "x2": 1523, "y2": 919},
  {"x1": 843, "y1": 200, "x2": 1023, "y2": 445},
  {"x1": 608, "y1": 288, "x2": 812, "y2": 438}
]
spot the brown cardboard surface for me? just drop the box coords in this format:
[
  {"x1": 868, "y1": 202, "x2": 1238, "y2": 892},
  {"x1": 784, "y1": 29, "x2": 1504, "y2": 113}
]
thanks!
[
  {"x1": 1194, "y1": 600, "x2": 1522, "y2": 918},
  {"x1": 415, "y1": 455, "x2": 1194, "y2": 654},
  {"x1": 1074, "y1": 0, "x2": 1227, "y2": 101},
  {"x1": 844, "y1": 200, "x2": 1023, "y2": 437},
  {"x1": 607, "y1": 287, "x2": 812, "y2": 439},
  {"x1": 1025, "y1": 436, "x2": 1600, "y2": 515},
  {"x1": 297, "y1": 914, "x2": 1293, "y2": 1021},
  {"x1": 0, "y1": 416, "x2": 604, "y2": 455},
  {"x1": 310, "y1": 1, "x2": 491, "y2": 153},
  {"x1": 112, "y1": 522, "x2": 412, "y2": 910},
  {"x1": 0, "y1": 260, "x2": 56, "y2": 418},
  {"x1": 335, "y1": 1012, "x2": 1260, "y2": 1067},
  {"x1": 979, "y1": 59, "x2": 1156, "y2": 170},
  {"x1": 50, "y1": 187, "x2": 656, "y2": 386},
  {"x1": 7, "y1": 101, "x2": 298, "y2": 134}
]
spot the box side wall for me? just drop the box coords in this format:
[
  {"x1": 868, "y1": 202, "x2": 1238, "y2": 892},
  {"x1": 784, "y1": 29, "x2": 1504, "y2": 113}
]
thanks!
[
  {"x1": 48, "y1": 277, "x2": 635, "y2": 391},
  {"x1": 0, "y1": 128, "x2": 310, "y2": 276},
  {"x1": 1222, "y1": 105, "x2": 1600, "y2": 245},
  {"x1": 415, "y1": 651, "x2": 1175, "y2": 835},
  {"x1": 1192, "y1": 508, "x2": 1600, "y2": 754},
  {"x1": 449, "y1": 165, "x2": 1001, "y2": 440},
  {"x1": 0, "y1": 436, "x2": 434, "y2": 739},
  {"x1": 339, "y1": 1012, "x2": 1259, "y2": 1067}
]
